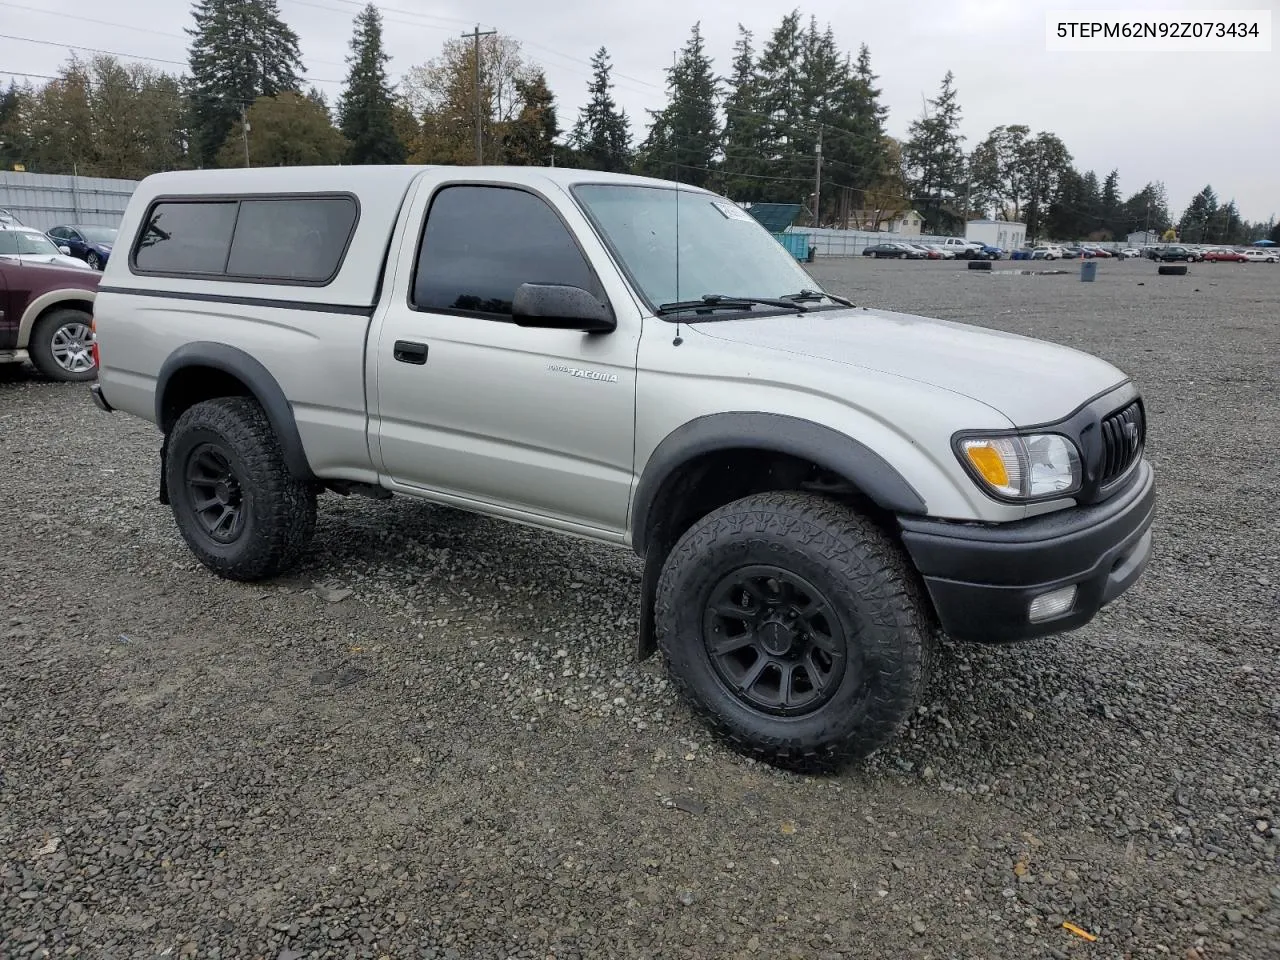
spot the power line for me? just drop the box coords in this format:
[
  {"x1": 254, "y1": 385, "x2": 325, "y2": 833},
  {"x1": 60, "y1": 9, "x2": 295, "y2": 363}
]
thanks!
[
  {"x1": 0, "y1": 31, "x2": 345, "y2": 84},
  {"x1": 0, "y1": 1, "x2": 349, "y2": 68}
]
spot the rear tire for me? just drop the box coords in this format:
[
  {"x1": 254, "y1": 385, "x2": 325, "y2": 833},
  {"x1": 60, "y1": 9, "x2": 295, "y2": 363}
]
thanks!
[
  {"x1": 165, "y1": 397, "x2": 316, "y2": 581},
  {"x1": 654, "y1": 491, "x2": 933, "y2": 773},
  {"x1": 29, "y1": 307, "x2": 96, "y2": 382}
]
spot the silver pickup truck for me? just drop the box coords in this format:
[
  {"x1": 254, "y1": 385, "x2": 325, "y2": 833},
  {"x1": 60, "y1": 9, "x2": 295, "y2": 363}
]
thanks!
[{"x1": 90, "y1": 165, "x2": 1155, "y2": 771}]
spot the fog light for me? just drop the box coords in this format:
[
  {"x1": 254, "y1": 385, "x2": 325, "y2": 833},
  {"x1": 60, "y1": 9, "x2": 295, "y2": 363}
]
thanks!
[{"x1": 1029, "y1": 585, "x2": 1077, "y2": 623}]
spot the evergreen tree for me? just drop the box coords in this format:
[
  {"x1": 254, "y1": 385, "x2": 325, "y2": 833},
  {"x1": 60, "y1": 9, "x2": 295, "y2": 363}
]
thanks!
[
  {"x1": 503, "y1": 72, "x2": 558, "y2": 165},
  {"x1": 902, "y1": 70, "x2": 965, "y2": 233},
  {"x1": 1018, "y1": 131, "x2": 1071, "y2": 240},
  {"x1": 1178, "y1": 185, "x2": 1218, "y2": 243},
  {"x1": 1121, "y1": 182, "x2": 1171, "y2": 236},
  {"x1": 752, "y1": 11, "x2": 806, "y2": 202},
  {"x1": 1079, "y1": 170, "x2": 1102, "y2": 237},
  {"x1": 0, "y1": 80, "x2": 26, "y2": 171},
  {"x1": 634, "y1": 22, "x2": 720, "y2": 187},
  {"x1": 570, "y1": 47, "x2": 631, "y2": 172},
  {"x1": 720, "y1": 25, "x2": 764, "y2": 200},
  {"x1": 337, "y1": 4, "x2": 406, "y2": 164},
  {"x1": 187, "y1": 0, "x2": 305, "y2": 167},
  {"x1": 1100, "y1": 169, "x2": 1122, "y2": 238}
]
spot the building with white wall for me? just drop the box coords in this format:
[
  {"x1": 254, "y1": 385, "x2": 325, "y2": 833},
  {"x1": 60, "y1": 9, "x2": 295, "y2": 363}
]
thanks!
[{"x1": 965, "y1": 219, "x2": 1025, "y2": 250}]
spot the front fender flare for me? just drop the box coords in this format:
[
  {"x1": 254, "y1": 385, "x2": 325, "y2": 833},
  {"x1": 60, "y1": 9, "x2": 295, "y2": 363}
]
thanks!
[
  {"x1": 629, "y1": 412, "x2": 928, "y2": 557},
  {"x1": 155, "y1": 341, "x2": 316, "y2": 484}
]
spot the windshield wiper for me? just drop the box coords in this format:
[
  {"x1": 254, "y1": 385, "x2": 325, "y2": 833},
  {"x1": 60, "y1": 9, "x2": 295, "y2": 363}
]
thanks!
[
  {"x1": 655, "y1": 293, "x2": 809, "y2": 317},
  {"x1": 782, "y1": 288, "x2": 855, "y2": 307}
]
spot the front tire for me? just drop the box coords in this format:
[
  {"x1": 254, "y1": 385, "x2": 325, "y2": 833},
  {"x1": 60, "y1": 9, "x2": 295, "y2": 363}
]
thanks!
[
  {"x1": 166, "y1": 397, "x2": 316, "y2": 581},
  {"x1": 654, "y1": 492, "x2": 933, "y2": 773},
  {"x1": 29, "y1": 307, "x2": 96, "y2": 382},
  {"x1": 86, "y1": 251, "x2": 101, "y2": 270}
]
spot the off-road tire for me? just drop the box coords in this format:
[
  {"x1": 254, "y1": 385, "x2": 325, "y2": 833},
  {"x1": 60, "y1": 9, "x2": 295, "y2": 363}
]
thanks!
[
  {"x1": 165, "y1": 397, "x2": 316, "y2": 581},
  {"x1": 654, "y1": 491, "x2": 934, "y2": 773},
  {"x1": 29, "y1": 307, "x2": 96, "y2": 382}
]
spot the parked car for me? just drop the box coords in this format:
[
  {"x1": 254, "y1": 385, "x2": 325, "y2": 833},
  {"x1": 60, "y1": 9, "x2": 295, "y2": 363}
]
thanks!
[
  {"x1": 0, "y1": 225, "x2": 95, "y2": 270},
  {"x1": 46, "y1": 224, "x2": 118, "y2": 270},
  {"x1": 977, "y1": 244, "x2": 1004, "y2": 260},
  {"x1": 907, "y1": 243, "x2": 941, "y2": 259},
  {"x1": 1154, "y1": 245, "x2": 1199, "y2": 263},
  {"x1": 1242, "y1": 247, "x2": 1277, "y2": 263},
  {"x1": 1083, "y1": 246, "x2": 1111, "y2": 258},
  {"x1": 1061, "y1": 246, "x2": 1086, "y2": 259},
  {"x1": 1201, "y1": 248, "x2": 1245, "y2": 263},
  {"x1": 918, "y1": 244, "x2": 951, "y2": 259},
  {"x1": 0, "y1": 257, "x2": 101, "y2": 381},
  {"x1": 0, "y1": 206, "x2": 24, "y2": 226},
  {"x1": 1030, "y1": 245, "x2": 1064, "y2": 260},
  {"x1": 90, "y1": 164, "x2": 1155, "y2": 771},
  {"x1": 862, "y1": 242, "x2": 926, "y2": 259},
  {"x1": 1119, "y1": 248, "x2": 1141, "y2": 258},
  {"x1": 1011, "y1": 245, "x2": 1035, "y2": 261}
]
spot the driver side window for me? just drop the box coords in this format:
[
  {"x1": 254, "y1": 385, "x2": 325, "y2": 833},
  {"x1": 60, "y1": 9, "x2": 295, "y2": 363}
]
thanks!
[{"x1": 411, "y1": 184, "x2": 602, "y2": 319}]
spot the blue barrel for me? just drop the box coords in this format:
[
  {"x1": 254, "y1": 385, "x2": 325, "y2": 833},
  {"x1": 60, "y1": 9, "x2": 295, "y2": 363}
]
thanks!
[{"x1": 1081, "y1": 260, "x2": 1098, "y2": 282}]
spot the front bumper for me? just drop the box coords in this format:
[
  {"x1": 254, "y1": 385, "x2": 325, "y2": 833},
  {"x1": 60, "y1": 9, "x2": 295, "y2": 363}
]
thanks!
[{"x1": 898, "y1": 459, "x2": 1155, "y2": 643}]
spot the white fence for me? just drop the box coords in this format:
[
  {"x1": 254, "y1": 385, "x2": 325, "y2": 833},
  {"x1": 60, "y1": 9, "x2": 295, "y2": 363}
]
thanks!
[
  {"x1": 0, "y1": 172, "x2": 139, "y2": 232},
  {"x1": 782, "y1": 227, "x2": 964, "y2": 258},
  {"x1": 783, "y1": 225, "x2": 1133, "y2": 258}
]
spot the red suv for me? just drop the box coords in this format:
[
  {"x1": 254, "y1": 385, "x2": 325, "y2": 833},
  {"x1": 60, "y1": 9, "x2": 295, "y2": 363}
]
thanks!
[{"x1": 0, "y1": 258, "x2": 100, "y2": 381}]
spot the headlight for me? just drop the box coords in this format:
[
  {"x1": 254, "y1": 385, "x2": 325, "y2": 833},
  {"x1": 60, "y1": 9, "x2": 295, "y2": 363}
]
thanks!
[{"x1": 958, "y1": 433, "x2": 1081, "y2": 500}]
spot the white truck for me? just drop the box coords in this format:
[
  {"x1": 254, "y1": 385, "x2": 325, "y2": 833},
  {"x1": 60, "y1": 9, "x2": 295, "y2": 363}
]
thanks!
[{"x1": 89, "y1": 165, "x2": 1155, "y2": 771}]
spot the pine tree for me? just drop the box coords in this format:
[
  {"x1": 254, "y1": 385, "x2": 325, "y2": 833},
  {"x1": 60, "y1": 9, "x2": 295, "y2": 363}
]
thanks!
[
  {"x1": 1100, "y1": 169, "x2": 1121, "y2": 238},
  {"x1": 1179, "y1": 185, "x2": 1218, "y2": 243},
  {"x1": 337, "y1": 4, "x2": 406, "y2": 164},
  {"x1": 187, "y1": 0, "x2": 305, "y2": 167},
  {"x1": 503, "y1": 72, "x2": 558, "y2": 165},
  {"x1": 752, "y1": 11, "x2": 805, "y2": 203},
  {"x1": 1079, "y1": 170, "x2": 1102, "y2": 237},
  {"x1": 635, "y1": 23, "x2": 720, "y2": 186},
  {"x1": 902, "y1": 70, "x2": 965, "y2": 233},
  {"x1": 720, "y1": 25, "x2": 764, "y2": 200},
  {"x1": 570, "y1": 47, "x2": 631, "y2": 172},
  {"x1": 0, "y1": 80, "x2": 25, "y2": 171}
]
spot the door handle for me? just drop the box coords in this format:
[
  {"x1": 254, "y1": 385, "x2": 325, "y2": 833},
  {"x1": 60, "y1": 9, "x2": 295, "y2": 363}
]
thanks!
[{"x1": 393, "y1": 340, "x2": 428, "y2": 365}]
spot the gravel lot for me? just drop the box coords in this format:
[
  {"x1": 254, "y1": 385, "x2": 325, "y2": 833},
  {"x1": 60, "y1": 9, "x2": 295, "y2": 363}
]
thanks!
[{"x1": 2, "y1": 257, "x2": 1277, "y2": 959}]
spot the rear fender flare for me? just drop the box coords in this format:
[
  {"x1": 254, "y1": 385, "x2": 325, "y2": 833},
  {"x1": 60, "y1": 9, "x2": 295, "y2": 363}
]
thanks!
[{"x1": 155, "y1": 341, "x2": 316, "y2": 484}]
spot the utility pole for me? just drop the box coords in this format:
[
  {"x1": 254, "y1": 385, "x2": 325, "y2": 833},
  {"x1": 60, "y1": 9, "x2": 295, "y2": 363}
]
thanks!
[
  {"x1": 465, "y1": 25, "x2": 498, "y2": 165},
  {"x1": 241, "y1": 104, "x2": 251, "y2": 167},
  {"x1": 812, "y1": 126, "x2": 823, "y2": 228}
]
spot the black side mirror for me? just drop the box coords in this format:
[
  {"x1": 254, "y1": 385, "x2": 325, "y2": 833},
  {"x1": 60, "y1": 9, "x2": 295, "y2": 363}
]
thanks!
[{"x1": 511, "y1": 283, "x2": 615, "y2": 333}]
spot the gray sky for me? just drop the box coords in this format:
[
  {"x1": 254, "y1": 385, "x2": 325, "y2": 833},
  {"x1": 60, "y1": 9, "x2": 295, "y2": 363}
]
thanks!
[{"x1": 3, "y1": 0, "x2": 1275, "y2": 223}]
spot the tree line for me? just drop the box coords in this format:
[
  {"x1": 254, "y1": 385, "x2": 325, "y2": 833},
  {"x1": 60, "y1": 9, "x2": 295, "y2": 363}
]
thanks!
[{"x1": 0, "y1": 1, "x2": 1274, "y2": 245}]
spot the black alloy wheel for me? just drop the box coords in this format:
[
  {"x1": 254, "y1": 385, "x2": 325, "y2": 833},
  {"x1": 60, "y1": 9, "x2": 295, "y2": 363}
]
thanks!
[
  {"x1": 703, "y1": 565, "x2": 847, "y2": 716},
  {"x1": 184, "y1": 442, "x2": 248, "y2": 544}
]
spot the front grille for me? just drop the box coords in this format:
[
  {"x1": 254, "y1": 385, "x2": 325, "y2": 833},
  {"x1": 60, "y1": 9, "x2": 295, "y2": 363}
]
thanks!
[{"x1": 1099, "y1": 399, "x2": 1145, "y2": 486}]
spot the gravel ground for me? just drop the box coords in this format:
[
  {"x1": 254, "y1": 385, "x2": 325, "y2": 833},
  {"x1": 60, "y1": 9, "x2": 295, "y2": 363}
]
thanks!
[{"x1": 1, "y1": 257, "x2": 1277, "y2": 959}]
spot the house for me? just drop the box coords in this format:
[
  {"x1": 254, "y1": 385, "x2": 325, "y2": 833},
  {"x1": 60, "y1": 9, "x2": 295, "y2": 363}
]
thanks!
[
  {"x1": 886, "y1": 210, "x2": 924, "y2": 238},
  {"x1": 965, "y1": 219, "x2": 1026, "y2": 250},
  {"x1": 1126, "y1": 230, "x2": 1160, "y2": 246}
]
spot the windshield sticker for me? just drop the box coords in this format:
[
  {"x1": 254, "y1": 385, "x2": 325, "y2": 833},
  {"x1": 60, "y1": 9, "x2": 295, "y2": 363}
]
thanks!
[{"x1": 711, "y1": 201, "x2": 755, "y2": 222}]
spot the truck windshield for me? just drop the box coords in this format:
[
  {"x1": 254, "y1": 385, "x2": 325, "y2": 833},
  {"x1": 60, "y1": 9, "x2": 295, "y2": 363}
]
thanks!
[{"x1": 572, "y1": 183, "x2": 831, "y2": 317}]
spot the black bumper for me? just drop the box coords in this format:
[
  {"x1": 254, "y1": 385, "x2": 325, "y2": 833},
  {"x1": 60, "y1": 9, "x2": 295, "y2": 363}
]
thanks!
[{"x1": 898, "y1": 460, "x2": 1155, "y2": 643}]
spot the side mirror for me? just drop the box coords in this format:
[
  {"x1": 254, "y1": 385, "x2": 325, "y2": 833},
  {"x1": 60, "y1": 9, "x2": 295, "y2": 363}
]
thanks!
[
  {"x1": 511, "y1": 283, "x2": 615, "y2": 333},
  {"x1": 58, "y1": 245, "x2": 71, "y2": 255}
]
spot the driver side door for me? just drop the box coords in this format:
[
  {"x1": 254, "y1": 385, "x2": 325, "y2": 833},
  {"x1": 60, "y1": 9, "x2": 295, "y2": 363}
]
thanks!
[{"x1": 371, "y1": 179, "x2": 642, "y2": 540}]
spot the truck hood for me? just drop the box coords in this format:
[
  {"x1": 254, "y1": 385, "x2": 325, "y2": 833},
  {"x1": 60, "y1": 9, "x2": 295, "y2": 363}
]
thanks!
[{"x1": 689, "y1": 305, "x2": 1128, "y2": 425}]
